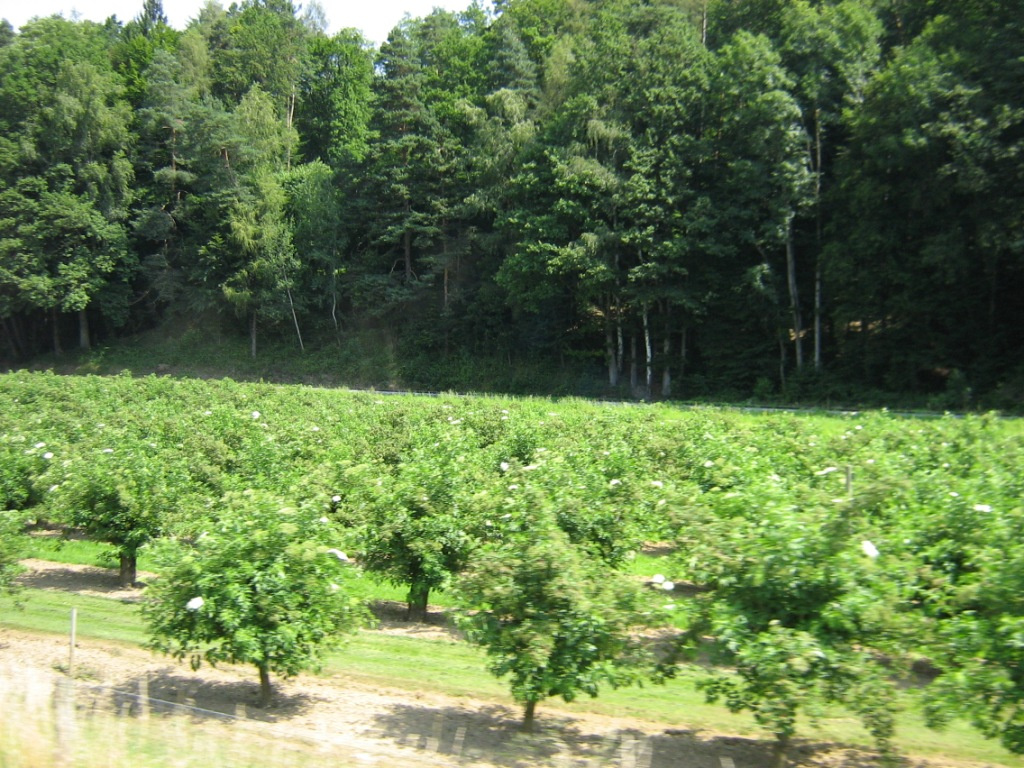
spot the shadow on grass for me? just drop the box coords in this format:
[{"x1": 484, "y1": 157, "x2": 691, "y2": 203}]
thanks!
[
  {"x1": 369, "y1": 701, "x2": 919, "y2": 768},
  {"x1": 115, "y1": 670, "x2": 317, "y2": 722}
]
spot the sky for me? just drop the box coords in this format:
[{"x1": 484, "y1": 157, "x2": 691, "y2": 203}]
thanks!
[{"x1": 2, "y1": 0, "x2": 475, "y2": 46}]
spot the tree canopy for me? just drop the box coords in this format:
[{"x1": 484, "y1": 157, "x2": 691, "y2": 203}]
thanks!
[{"x1": 1, "y1": 0, "x2": 1021, "y2": 407}]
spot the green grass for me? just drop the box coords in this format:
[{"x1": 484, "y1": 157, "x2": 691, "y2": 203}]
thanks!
[
  {"x1": 4, "y1": 583, "x2": 1023, "y2": 767},
  {"x1": 0, "y1": 589, "x2": 148, "y2": 645},
  {"x1": 22, "y1": 534, "x2": 159, "y2": 573}
]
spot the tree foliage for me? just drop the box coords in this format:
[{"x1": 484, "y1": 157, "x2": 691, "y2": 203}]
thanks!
[
  {"x1": 456, "y1": 510, "x2": 650, "y2": 731},
  {"x1": 0, "y1": 0, "x2": 1020, "y2": 407},
  {"x1": 143, "y1": 489, "x2": 370, "y2": 706}
]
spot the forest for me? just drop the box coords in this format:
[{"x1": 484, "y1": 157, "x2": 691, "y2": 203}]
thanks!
[{"x1": 0, "y1": 0, "x2": 1021, "y2": 406}]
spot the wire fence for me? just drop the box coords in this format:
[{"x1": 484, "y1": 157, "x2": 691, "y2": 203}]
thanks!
[
  {"x1": 0, "y1": 664, "x2": 461, "y2": 768},
  {"x1": 0, "y1": 664, "x2": 681, "y2": 768}
]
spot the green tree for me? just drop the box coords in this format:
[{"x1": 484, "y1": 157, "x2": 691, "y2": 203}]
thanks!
[
  {"x1": 143, "y1": 490, "x2": 370, "y2": 706},
  {"x1": 0, "y1": 19, "x2": 135, "y2": 353},
  {"x1": 344, "y1": 425, "x2": 492, "y2": 621},
  {"x1": 295, "y1": 29, "x2": 374, "y2": 165},
  {"x1": 456, "y1": 512, "x2": 649, "y2": 732},
  {"x1": 828, "y1": 7, "x2": 1024, "y2": 396},
  {"x1": 0, "y1": 509, "x2": 25, "y2": 598},
  {"x1": 922, "y1": 494, "x2": 1024, "y2": 753},
  {"x1": 212, "y1": 84, "x2": 301, "y2": 355},
  {"x1": 679, "y1": 484, "x2": 900, "y2": 763},
  {"x1": 776, "y1": 0, "x2": 881, "y2": 370},
  {"x1": 281, "y1": 161, "x2": 346, "y2": 333},
  {"x1": 212, "y1": 0, "x2": 310, "y2": 129},
  {"x1": 42, "y1": 440, "x2": 192, "y2": 586}
]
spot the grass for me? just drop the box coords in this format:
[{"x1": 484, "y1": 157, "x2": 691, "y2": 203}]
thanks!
[
  {"x1": 22, "y1": 534, "x2": 158, "y2": 573},
  {"x1": 3, "y1": 582, "x2": 1023, "y2": 767},
  {"x1": 0, "y1": 589, "x2": 148, "y2": 646},
  {"x1": 0, "y1": 664, "x2": 357, "y2": 768}
]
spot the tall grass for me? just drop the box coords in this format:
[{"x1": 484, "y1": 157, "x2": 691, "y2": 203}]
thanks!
[{"x1": 0, "y1": 664, "x2": 360, "y2": 768}]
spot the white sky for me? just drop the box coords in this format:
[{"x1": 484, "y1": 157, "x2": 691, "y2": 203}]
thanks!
[{"x1": 2, "y1": 0, "x2": 476, "y2": 46}]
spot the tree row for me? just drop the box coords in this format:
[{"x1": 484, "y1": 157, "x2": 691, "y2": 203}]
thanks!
[{"x1": 1, "y1": 0, "x2": 1022, "y2": 404}]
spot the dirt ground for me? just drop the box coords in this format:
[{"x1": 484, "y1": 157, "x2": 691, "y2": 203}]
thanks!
[{"x1": 0, "y1": 560, "x2": 998, "y2": 768}]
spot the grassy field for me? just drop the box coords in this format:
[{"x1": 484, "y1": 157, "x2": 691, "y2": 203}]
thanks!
[{"x1": 3, "y1": 573, "x2": 1022, "y2": 768}]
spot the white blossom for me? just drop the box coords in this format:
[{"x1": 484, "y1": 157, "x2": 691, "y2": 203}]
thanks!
[
  {"x1": 703, "y1": 460, "x2": 715, "y2": 468},
  {"x1": 650, "y1": 480, "x2": 663, "y2": 488},
  {"x1": 662, "y1": 581, "x2": 675, "y2": 591},
  {"x1": 34, "y1": 442, "x2": 46, "y2": 449},
  {"x1": 973, "y1": 504, "x2": 992, "y2": 513},
  {"x1": 609, "y1": 479, "x2": 621, "y2": 487},
  {"x1": 319, "y1": 517, "x2": 330, "y2": 524},
  {"x1": 102, "y1": 448, "x2": 114, "y2": 454},
  {"x1": 251, "y1": 411, "x2": 261, "y2": 419},
  {"x1": 42, "y1": 452, "x2": 53, "y2": 460},
  {"x1": 327, "y1": 548, "x2": 349, "y2": 562},
  {"x1": 332, "y1": 495, "x2": 342, "y2": 503},
  {"x1": 186, "y1": 596, "x2": 204, "y2": 611},
  {"x1": 815, "y1": 467, "x2": 839, "y2": 476},
  {"x1": 651, "y1": 574, "x2": 665, "y2": 584},
  {"x1": 860, "y1": 540, "x2": 879, "y2": 559}
]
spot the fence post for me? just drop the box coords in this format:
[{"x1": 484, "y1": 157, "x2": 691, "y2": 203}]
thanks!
[{"x1": 68, "y1": 608, "x2": 77, "y2": 677}]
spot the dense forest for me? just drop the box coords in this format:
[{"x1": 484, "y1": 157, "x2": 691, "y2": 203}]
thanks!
[{"x1": 0, "y1": 0, "x2": 1021, "y2": 405}]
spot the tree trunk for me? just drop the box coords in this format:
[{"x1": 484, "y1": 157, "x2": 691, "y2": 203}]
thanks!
[
  {"x1": 1, "y1": 316, "x2": 22, "y2": 358},
  {"x1": 119, "y1": 552, "x2": 137, "y2": 588},
  {"x1": 629, "y1": 335, "x2": 638, "y2": 394},
  {"x1": 521, "y1": 700, "x2": 537, "y2": 733},
  {"x1": 813, "y1": 112, "x2": 823, "y2": 372},
  {"x1": 643, "y1": 303, "x2": 653, "y2": 397},
  {"x1": 785, "y1": 215, "x2": 803, "y2": 370},
  {"x1": 406, "y1": 581, "x2": 430, "y2": 622},
  {"x1": 680, "y1": 326, "x2": 688, "y2": 378},
  {"x1": 78, "y1": 309, "x2": 91, "y2": 351},
  {"x1": 257, "y1": 663, "x2": 272, "y2": 707},
  {"x1": 442, "y1": 234, "x2": 450, "y2": 310},
  {"x1": 52, "y1": 307, "x2": 63, "y2": 355},
  {"x1": 661, "y1": 305, "x2": 671, "y2": 398},
  {"x1": 616, "y1": 316, "x2": 624, "y2": 377},
  {"x1": 403, "y1": 225, "x2": 413, "y2": 283},
  {"x1": 250, "y1": 311, "x2": 257, "y2": 359},
  {"x1": 778, "y1": 331, "x2": 788, "y2": 391},
  {"x1": 285, "y1": 286, "x2": 304, "y2": 352},
  {"x1": 605, "y1": 304, "x2": 618, "y2": 387},
  {"x1": 773, "y1": 733, "x2": 791, "y2": 768},
  {"x1": 814, "y1": 257, "x2": 822, "y2": 371}
]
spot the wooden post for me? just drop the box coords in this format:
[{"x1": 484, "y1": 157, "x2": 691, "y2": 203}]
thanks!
[
  {"x1": 68, "y1": 608, "x2": 77, "y2": 677},
  {"x1": 452, "y1": 726, "x2": 466, "y2": 756}
]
